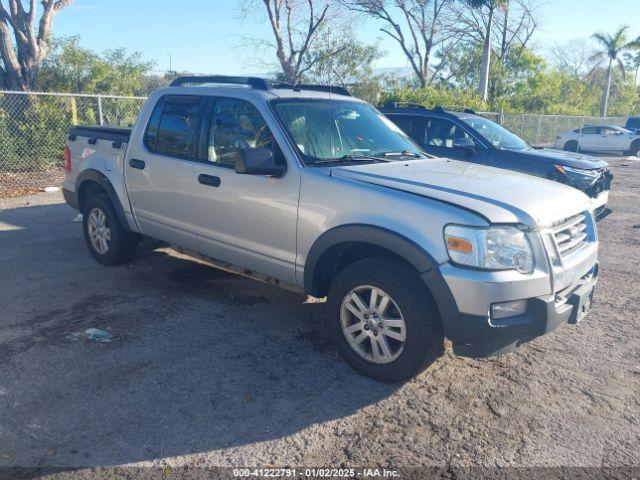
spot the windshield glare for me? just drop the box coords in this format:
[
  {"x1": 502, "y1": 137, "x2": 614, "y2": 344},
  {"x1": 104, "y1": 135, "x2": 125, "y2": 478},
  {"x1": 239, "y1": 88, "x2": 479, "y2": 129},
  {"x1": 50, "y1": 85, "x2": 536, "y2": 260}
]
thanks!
[
  {"x1": 465, "y1": 116, "x2": 529, "y2": 150},
  {"x1": 272, "y1": 100, "x2": 424, "y2": 164}
]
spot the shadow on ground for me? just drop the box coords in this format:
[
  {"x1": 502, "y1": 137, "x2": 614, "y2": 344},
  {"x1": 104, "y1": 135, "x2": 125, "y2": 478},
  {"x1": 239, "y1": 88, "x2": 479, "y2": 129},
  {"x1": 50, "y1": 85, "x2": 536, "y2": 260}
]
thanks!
[{"x1": 0, "y1": 200, "x2": 398, "y2": 467}]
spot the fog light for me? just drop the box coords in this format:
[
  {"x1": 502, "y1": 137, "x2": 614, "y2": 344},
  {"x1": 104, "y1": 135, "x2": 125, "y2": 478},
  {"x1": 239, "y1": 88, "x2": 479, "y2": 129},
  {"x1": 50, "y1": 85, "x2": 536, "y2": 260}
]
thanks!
[{"x1": 491, "y1": 299, "x2": 527, "y2": 319}]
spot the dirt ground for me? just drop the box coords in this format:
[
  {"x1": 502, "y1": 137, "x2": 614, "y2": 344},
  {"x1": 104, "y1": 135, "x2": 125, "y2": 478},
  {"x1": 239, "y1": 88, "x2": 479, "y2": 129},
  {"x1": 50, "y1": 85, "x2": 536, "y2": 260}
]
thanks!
[{"x1": 0, "y1": 155, "x2": 638, "y2": 475}]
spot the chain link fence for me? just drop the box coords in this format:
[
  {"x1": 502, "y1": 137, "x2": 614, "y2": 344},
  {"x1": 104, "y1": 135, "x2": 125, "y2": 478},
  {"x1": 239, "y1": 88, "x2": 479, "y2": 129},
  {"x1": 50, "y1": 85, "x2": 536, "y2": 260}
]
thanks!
[
  {"x1": 480, "y1": 112, "x2": 628, "y2": 147},
  {"x1": 0, "y1": 89, "x2": 631, "y2": 196},
  {"x1": 0, "y1": 91, "x2": 145, "y2": 196}
]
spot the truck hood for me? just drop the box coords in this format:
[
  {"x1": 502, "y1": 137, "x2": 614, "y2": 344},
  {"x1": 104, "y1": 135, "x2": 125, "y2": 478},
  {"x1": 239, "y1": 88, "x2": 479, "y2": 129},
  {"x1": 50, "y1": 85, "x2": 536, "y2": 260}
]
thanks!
[
  {"x1": 333, "y1": 158, "x2": 592, "y2": 227},
  {"x1": 509, "y1": 148, "x2": 609, "y2": 169}
]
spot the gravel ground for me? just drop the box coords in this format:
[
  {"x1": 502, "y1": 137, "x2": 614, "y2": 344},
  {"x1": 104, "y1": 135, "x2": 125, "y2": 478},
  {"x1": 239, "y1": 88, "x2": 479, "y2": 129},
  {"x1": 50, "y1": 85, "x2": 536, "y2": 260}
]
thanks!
[{"x1": 0, "y1": 156, "x2": 638, "y2": 475}]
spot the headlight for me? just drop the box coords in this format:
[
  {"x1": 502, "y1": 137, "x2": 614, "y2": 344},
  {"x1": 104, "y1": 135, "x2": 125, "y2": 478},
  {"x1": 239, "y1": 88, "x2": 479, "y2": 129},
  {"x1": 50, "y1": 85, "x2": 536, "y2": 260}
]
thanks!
[
  {"x1": 444, "y1": 225, "x2": 534, "y2": 273},
  {"x1": 554, "y1": 164, "x2": 600, "y2": 178}
]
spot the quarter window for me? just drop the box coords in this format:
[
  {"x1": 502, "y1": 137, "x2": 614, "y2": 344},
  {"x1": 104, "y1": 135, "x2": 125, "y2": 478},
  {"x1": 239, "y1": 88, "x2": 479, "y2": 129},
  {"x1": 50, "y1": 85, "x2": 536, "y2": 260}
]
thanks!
[{"x1": 208, "y1": 98, "x2": 279, "y2": 167}]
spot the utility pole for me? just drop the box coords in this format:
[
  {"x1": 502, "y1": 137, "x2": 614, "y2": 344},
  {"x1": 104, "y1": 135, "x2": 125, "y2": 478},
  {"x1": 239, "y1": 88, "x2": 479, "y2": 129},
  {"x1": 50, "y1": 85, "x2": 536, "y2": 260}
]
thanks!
[{"x1": 167, "y1": 52, "x2": 173, "y2": 74}]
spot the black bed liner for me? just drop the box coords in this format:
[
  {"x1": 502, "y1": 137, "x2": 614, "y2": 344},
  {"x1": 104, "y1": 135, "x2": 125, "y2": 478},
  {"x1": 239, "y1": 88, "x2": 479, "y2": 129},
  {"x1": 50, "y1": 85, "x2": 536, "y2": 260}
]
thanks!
[{"x1": 68, "y1": 125, "x2": 132, "y2": 144}]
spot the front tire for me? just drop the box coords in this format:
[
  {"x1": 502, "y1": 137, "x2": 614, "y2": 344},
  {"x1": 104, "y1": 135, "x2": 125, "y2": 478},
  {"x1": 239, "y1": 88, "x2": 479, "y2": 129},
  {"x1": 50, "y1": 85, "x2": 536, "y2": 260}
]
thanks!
[
  {"x1": 325, "y1": 257, "x2": 444, "y2": 383},
  {"x1": 82, "y1": 195, "x2": 137, "y2": 266}
]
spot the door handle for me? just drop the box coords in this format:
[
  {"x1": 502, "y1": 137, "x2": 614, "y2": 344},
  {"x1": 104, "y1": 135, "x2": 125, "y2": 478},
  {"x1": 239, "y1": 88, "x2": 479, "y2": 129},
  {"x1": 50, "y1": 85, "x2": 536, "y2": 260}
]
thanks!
[
  {"x1": 198, "y1": 174, "x2": 221, "y2": 187},
  {"x1": 129, "y1": 158, "x2": 146, "y2": 170}
]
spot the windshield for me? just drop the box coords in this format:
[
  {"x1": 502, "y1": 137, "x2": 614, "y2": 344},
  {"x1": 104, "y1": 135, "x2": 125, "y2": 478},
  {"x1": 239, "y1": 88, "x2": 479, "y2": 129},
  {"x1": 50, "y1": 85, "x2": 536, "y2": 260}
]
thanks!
[
  {"x1": 272, "y1": 99, "x2": 425, "y2": 165},
  {"x1": 464, "y1": 116, "x2": 530, "y2": 150}
]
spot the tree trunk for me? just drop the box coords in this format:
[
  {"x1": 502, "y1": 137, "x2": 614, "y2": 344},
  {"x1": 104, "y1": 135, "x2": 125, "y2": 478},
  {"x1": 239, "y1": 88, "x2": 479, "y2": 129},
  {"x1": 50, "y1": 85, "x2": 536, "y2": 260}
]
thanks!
[
  {"x1": 478, "y1": 5, "x2": 494, "y2": 101},
  {"x1": 600, "y1": 59, "x2": 612, "y2": 117}
]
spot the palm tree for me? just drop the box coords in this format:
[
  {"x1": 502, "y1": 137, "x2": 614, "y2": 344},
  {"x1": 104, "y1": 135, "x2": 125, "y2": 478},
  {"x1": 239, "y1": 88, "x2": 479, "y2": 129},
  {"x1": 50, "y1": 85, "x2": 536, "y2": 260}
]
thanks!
[
  {"x1": 591, "y1": 26, "x2": 635, "y2": 116},
  {"x1": 624, "y1": 49, "x2": 640, "y2": 86},
  {"x1": 465, "y1": 0, "x2": 507, "y2": 101}
]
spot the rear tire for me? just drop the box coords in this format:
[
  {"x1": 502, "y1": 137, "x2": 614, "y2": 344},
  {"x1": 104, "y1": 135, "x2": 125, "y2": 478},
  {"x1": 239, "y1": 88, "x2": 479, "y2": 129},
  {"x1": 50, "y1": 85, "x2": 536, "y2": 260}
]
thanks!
[
  {"x1": 325, "y1": 256, "x2": 444, "y2": 383},
  {"x1": 630, "y1": 141, "x2": 640, "y2": 157},
  {"x1": 564, "y1": 140, "x2": 579, "y2": 152},
  {"x1": 82, "y1": 195, "x2": 137, "y2": 266}
]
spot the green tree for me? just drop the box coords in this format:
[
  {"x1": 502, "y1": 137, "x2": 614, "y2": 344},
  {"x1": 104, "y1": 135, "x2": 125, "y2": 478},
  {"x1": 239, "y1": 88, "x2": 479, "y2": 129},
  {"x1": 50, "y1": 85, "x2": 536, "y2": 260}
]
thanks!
[
  {"x1": 590, "y1": 25, "x2": 635, "y2": 116},
  {"x1": 38, "y1": 37, "x2": 154, "y2": 95}
]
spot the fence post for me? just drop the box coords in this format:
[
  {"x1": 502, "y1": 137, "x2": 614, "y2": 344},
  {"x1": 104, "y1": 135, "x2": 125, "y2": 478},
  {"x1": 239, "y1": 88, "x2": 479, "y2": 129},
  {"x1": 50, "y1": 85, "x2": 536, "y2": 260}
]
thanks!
[
  {"x1": 536, "y1": 115, "x2": 542, "y2": 145},
  {"x1": 69, "y1": 96, "x2": 78, "y2": 126},
  {"x1": 97, "y1": 95, "x2": 104, "y2": 125},
  {"x1": 499, "y1": 108, "x2": 504, "y2": 125},
  {"x1": 520, "y1": 115, "x2": 525, "y2": 138}
]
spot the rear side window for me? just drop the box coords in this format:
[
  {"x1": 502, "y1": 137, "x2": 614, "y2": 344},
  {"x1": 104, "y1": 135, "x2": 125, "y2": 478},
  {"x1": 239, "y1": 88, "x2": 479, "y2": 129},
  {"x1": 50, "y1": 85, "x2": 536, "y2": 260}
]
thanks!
[
  {"x1": 144, "y1": 96, "x2": 202, "y2": 159},
  {"x1": 387, "y1": 115, "x2": 414, "y2": 137},
  {"x1": 581, "y1": 126, "x2": 599, "y2": 134}
]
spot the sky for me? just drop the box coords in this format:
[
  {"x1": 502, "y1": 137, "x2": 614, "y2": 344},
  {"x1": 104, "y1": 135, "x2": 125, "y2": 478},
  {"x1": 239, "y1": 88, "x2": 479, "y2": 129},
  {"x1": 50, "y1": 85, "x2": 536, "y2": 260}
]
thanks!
[{"x1": 52, "y1": 0, "x2": 640, "y2": 75}]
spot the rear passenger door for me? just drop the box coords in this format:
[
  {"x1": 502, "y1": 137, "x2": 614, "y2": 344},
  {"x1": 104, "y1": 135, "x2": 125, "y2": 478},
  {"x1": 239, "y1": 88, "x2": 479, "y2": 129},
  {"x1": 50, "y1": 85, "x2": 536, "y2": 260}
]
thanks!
[
  {"x1": 125, "y1": 95, "x2": 204, "y2": 250},
  {"x1": 192, "y1": 96, "x2": 300, "y2": 284}
]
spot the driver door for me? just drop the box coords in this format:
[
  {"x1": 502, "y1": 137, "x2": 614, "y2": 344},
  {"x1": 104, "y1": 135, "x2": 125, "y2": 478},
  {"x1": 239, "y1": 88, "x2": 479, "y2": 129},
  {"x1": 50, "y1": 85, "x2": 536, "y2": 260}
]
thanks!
[
  {"x1": 421, "y1": 118, "x2": 486, "y2": 163},
  {"x1": 192, "y1": 96, "x2": 300, "y2": 284}
]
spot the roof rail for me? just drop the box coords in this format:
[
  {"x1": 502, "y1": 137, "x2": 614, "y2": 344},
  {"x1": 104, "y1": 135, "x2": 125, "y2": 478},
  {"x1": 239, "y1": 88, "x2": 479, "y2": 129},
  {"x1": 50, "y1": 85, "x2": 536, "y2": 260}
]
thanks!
[
  {"x1": 292, "y1": 84, "x2": 351, "y2": 96},
  {"x1": 433, "y1": 106, "x2": 446, "y2": 113},
  {"x1": 169, "y1": 75, "x2": 272, "y2": 90},
  {"x1": 382, "y1": 101, "x2": 427, "y2": 109},
  {"x1": 169, "y1": 75, "x2": 351, "y2": 96},
  {"x1": 463, "y1": 108, "x2": 476, "y2": 114}
]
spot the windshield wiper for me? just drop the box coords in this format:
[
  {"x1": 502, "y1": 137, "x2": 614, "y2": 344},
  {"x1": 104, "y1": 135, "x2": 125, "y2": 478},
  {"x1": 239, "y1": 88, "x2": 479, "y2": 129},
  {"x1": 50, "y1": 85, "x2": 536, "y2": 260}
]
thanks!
[
  {"x1": 312, "y1": 155, "x2": 391, "y2": 166},
  {"x1": 379, "y1": 150, "x2": 422, "y2": 158}
]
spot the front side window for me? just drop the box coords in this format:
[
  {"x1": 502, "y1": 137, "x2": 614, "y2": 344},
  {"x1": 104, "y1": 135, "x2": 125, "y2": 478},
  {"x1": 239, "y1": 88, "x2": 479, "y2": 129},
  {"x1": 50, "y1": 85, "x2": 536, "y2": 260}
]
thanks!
[
  {"x1": 581, "y1": 126, "x2": 599, "y2": 134},
  {"x1": 145, "y1": 96, "x2": 202, "y2": 159},
  {"x1": 464, "y1": 116, "x2": 528, "y2": 150},
  {"x1": 628, "y1": 118, "x2": 640, "y2": 129},
  {"x1": 425, "y1": 118, "x2": 473, "y2": 149},
  {"x1": 272, "y1": 100, "x2": 424, "y2": 165},
  {"x1": 208, "y1": 98, "x2": 279, "y2": 167}
]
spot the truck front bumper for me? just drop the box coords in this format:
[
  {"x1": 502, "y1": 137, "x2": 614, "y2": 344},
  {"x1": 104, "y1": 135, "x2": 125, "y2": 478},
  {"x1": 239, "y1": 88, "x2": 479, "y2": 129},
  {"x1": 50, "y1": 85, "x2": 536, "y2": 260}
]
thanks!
[{"x1": 421, "y1": 263, "x2": 598, "y2": 358}]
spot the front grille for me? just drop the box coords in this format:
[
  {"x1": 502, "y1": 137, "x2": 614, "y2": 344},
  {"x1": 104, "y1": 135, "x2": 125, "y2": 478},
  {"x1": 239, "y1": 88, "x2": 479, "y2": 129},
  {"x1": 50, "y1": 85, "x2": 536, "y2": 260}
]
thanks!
[{"x1": 551, "y1": 213, "x2": 589, "y2": 257}]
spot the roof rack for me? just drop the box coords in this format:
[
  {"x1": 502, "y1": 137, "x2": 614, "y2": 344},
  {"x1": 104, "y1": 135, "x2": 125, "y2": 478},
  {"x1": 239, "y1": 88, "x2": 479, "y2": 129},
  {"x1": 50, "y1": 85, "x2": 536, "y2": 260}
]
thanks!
[
  {"x1": 293, "y1": 84, "x2": 351, "y2": 96},
  {"x1": 383, "y1": 101, "x2": 427, "y2": 109},
  {"x1": 169, "y1": 75, "x2": 351, "y2": 96},
  {"x1": 169, "y1": 75, "x2": 271, "y2": 90}
]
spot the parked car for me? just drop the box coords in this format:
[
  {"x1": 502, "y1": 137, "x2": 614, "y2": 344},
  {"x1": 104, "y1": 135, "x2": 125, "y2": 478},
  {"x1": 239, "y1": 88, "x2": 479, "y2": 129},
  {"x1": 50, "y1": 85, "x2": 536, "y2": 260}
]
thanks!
[
  {"x1": 63, "y1": 76, "x2": 599, "y2": 383},
  {"x1": 380, "y1": 104, "x2": 612, "y2": 215},
  {"x1": 554, "y1": 124, "x2": 640, "y2": 157},
  {"x1": 625, "y1": 116, "x2": 640, "y2": 134}
]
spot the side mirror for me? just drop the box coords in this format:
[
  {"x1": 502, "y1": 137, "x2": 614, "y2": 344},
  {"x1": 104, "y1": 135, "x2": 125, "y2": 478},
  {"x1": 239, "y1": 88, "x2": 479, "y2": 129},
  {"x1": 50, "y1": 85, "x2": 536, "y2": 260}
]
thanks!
[
  {"x1": 452, "y1": 137, "x2": 476, "y2": 155},
  {"x1": 235, "y1": 148, "x2": 285, "y2": 177}
]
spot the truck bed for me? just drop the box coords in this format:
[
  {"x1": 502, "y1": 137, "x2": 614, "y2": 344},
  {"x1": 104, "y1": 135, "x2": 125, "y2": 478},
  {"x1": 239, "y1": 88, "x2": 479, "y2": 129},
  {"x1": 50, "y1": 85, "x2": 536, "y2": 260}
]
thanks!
[{"x1": 68, "y1": 125, "x2": 132, "y2": 144}]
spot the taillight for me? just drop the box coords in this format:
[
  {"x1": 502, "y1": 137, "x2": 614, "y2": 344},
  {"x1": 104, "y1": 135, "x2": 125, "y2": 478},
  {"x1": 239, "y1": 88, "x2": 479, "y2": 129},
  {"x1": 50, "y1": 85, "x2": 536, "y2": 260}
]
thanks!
[{"x1": 64, "y1": 146, "x2": 71, "y2": 172}]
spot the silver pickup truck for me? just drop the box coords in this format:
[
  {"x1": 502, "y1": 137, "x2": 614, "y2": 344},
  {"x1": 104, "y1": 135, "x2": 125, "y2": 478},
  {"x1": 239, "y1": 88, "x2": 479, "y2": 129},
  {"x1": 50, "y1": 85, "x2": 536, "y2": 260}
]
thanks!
[{"x1": 63, "y1": 76, "x2": 599, "y2": 382}]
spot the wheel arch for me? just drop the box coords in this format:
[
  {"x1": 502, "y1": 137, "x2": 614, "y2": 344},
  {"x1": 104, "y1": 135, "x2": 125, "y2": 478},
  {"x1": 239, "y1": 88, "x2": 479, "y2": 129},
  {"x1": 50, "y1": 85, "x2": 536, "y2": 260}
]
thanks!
[
  {"x1": 303, "y1": 224, "x2": 439, "y2": 298},
  {"x1": 76, "y1": 169, "x2": 131, "y2": 232}
]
